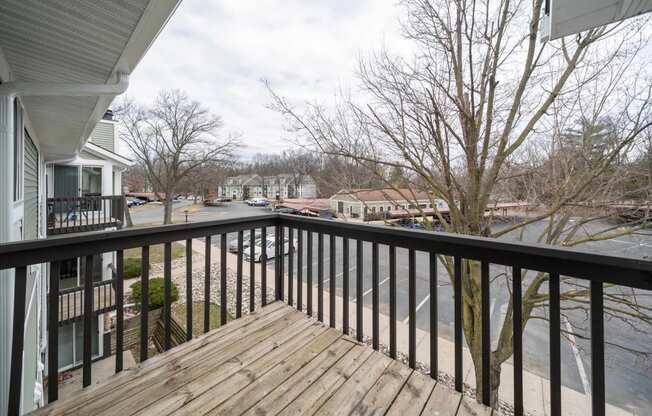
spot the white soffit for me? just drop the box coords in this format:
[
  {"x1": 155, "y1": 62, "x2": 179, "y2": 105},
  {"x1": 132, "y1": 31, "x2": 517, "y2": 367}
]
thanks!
[
  {"x1": 546, "y1": 0, "x2": 652, "y2": 40},
  {"x1": 0, "y1": 0, "x2": 181, "y2": 159}
]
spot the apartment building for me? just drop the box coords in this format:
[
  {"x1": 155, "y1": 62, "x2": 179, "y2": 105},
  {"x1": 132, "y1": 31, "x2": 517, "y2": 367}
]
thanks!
[{"x1": 220, "y1": 173, "x2": 318, "y2": 200}]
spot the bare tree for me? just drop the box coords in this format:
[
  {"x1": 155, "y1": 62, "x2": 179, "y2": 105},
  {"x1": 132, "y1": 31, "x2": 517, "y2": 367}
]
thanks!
[
  {"x1": 117, "y1": 90, "x2": 239, "y2": 224},
  {"x1": 268, "y1": 0, "x2": 652, "y2": 406}
]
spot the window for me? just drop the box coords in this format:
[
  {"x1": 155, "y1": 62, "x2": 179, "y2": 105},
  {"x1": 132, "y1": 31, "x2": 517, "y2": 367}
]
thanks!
[
  {"x1": 81, "y1": 166, "x2": 102, "y2": 195},
  {"x1": 13, "y1": 99, "x2": 23, "y2": 201},
  {"x1": 379, "y1": 206, "x2": 384, "y2": 212}
]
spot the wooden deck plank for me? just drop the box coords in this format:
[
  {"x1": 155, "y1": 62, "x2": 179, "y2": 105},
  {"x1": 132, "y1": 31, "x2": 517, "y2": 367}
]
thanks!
[
  {"x1": 421, "y1": 382, "x2": 462, "y2": 416},
  {"x1": 314, "y1": 351, "x2": 393, "y2": 416},
  {"x1": 210, "y1": 331, "x2": 349, "y2": 415},
  {"x1": 456, "y1": 397, "x2": 493, "y2": 416},
  {"x1": 154, "y1": 321, "x2": 331, "y2": 416},
  {"x1": 351, "y1": 359, "x2": 413, "y2": 415},
  {"x1": 35, "y1": 302, "x2": 289, "y2": 416},
  {"x1": 108, "y1": 313, "x2": 315, "y2": 416},
  {"x1": 385, "y1": 369, "x2": 436, "y2": 415},
  {"x1": 74, "y1": 309, "x2": 306, "y2": 416},
  {"x1": 276, "y1": 344, "x2": 374, "y2": 416},
  {"x1": 241, "y1": 339, "x2": 357, "y2": 416},
  {"x1": 34, "y1": 304, "x2": 493, "y2": 416}
]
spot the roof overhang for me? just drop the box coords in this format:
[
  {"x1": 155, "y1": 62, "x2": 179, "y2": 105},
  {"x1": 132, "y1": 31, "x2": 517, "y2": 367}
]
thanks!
[
  {"x1": 0, "y1": 0, "x2": 181, "y2": 159},
  {"x1": 542, "y1": 0, "x2": 652, "y2": 40},
  {"x1": 83, "y1": 142, "x2": 133, "y2": 169}
]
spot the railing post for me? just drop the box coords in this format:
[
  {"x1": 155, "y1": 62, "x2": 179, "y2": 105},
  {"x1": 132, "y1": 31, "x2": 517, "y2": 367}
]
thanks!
[
  {"x1": 429, "y1": 251, "x2": 438, "y2": 379},
  {"x1": 164, "y1": 242, "x2": 172, "y2": 350},
  {"x1": 342, "y1": 237, "x2": 349, "y2": 336},
  {"x1": 454, "y1": 256, "x2": 463, "y2": 392},
  {"x1": 249, "y1": 229, "x2": 256, "y2": 312},
  {"x1": 116, "y1": 251, "x2": 124, "y2": 372},
  {"x1": 205, "y1": 235, "x2": 212, "y2": 333},
  {"x1": 260, "y1": 229, "x2": 267, "y2": 307},
  {"x1": 481, "y1": 261, "x2": 491, "y2": 406},
  {"x1": 83, "y1": 255, "x2": 93, "y2": 387},
  {"x1": 236, "y1": 231, "x2": 243, "y2": 318},
  {"x1": 512, "y1": 267, "x2": 523, "y2": 416},
  {"x1": 48, "y1": 261, "x2": 60, "y2": 402},
  {"x1": 140, "y1": 246, "x2": 149, "y2": 362},
  {"x1": 329, "y1": 234, "x2": 336, "y2": 328},
  {"x1": 591, "y1": 280, "x2": 605, "y2": 416},
  {"x1": 185, "y1": 240, "x2": 193, "y2": 341},
  {"x1": 372, "y1": 242, "x2": 379, "y2": 350},
  {"x1": 220, "y1": 234, "x2": 227, "y2": 324},
  {"x1": 8, "y1": 266, "x2": 27, "y2": 416},
  {"x1": 549, "y1": 272, "x2": 561, "y2": 416}
]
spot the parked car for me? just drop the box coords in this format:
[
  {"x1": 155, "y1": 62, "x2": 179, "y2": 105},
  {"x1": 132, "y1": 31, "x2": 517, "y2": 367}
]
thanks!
[
  {"x1": 127, "y1": 197, "x2": 146, "y2": 207},
  {"x1": 244, "y1": 237, "x2": 297, "y2": 262},
  {"x1": 396, "y1": 218, "x2": 424, "y2": 229},
  {"x1": 204, "y1": 198, "x2": 224, "y2": 207},
  {"x1": 247, "y1": 198, "x2": 269, "y2": 207},
  {"x1": 228, "y1": 231, "x2": 262, "y2": 253}
]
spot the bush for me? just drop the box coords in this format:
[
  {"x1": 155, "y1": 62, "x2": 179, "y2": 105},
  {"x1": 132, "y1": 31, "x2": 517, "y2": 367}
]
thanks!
[
  {"x1": 130, "y1": 278, "x2": 179, "y2": 310},
  {"x1": 124, "y1": 257, "x2": 142, "y2": 279}
]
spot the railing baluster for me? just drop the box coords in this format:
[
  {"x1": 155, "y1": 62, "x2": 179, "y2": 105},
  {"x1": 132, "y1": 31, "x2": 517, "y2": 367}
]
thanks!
[
  {"x1": 236, "y1": 231, "x2": 243, "y2": 318},
  {"x1": 591, "y1": 280, "x2": 605, "y2": 416},
  {"x1": 140, "y1": 246, "x2": 149, "y2": 362},
  {"x1": 205, "y1": 235, "x2": 212, "y2": 333},
  {"x1": 356, "y1": 239, "x2": 363, "y2": 342},
  {"x1": 249, "y1": 229, "x2": 256, "y2": 312},
  {"x1": 513, "y1": 267, "x2": 523, "y2": 416},
  {"x1": 342, "y1": 237, "x2": 349, "y2": 335},
  {"x1": 8, "y1": 266, "x2": 27, "y2": 415},
  {"x1": 297, "y1": 228, "x2": 303, "y2": 312},
  {"x1": 260, "y1": 228, "x2": 267, "y2": 307},
  {"x1": 289, "y1": 228, "x2": 294, "y2": 308},
  {"x1": 454, "y1": 256, "x2": 463, "y2": 392},
  {"x1": 116, "y1": 251, "x2": 124, "y2": 372},
  {"x1": 409, "y1": 249, "x2": 416, "y2": 369},
  {"x1": 164, "y1": 242, "x2": 172, "y2": 350},
  {"x1": 317, "y1": 232, "x2": 324, "y2": 322},
  {"x1": 275, "y1": 225, "x2": 283, "y2": 301},
  {"x1": 220, "y1": 234, "x2": 227, "y2": 325},
  {"x1": 481, "y1": 261, "x2": 491, "y2": 406},
  {"x1": 48, "y1": 261, "x2": 60, "y2": 403},
  {"x1": 186, "y1": 240, "x2": 193, "y2": 341},
  {"x1": 389, "y1": 245, "x2": 396, "y2": 359},
  {"x1": 430, "y1": 251, "x2": 438, "y2": 379},
  {"x1": 83, "y1": 255, "x2": 93, "y2": 387},
  {"x1": 329, "y1": 234, "x2": 336, "y2": 328},
  {"x1": 372, "y1": 242, "x2": 379, "y2": 350},
  {"x1": 307, "y1": 231, "x2": 313, "y2": 316},
  {"x1": 550, "y1": 272, "x2": 561, "y2": 416}
]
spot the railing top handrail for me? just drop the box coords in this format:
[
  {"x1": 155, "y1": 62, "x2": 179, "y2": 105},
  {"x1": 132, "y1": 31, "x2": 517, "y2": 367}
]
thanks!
[
  {"x1": 1, "y1": 214, "x2": 278, "y2": 270},
  {"x1": 278, "y1": 214, "x2": 652, "y2": 289},
  {"x1": 1, "y1": 212, "x2": 650, "y2": 289},
  {"x1": 47, "y1": 195, "x2": 123, "y2": 202}
]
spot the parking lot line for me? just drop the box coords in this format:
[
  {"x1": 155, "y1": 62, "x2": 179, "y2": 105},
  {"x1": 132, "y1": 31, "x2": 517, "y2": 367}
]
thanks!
[{"x1": 352, "y1": 277, "x2": 390, "y2": 303}]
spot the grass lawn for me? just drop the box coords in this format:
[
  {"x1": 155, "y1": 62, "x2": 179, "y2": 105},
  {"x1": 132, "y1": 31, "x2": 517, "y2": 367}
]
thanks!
[
  {"x1": 172, "y1": 302, "x2": 230, "y2": 336},
  {"x1": 124, "y1": 242, "x2": 185, "y2": 263}
]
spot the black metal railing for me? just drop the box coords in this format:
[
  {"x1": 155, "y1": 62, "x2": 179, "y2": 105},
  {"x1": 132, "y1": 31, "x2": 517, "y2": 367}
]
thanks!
[
  {"x1": 58, "y1": 279, "x2": 116, "y2": 323},
  {"x1": 46, "y1": 195, "x2": 124, "y2": 235},
  {"x1": 1, "y1": 213, "x2": 651, "y2": 416}
]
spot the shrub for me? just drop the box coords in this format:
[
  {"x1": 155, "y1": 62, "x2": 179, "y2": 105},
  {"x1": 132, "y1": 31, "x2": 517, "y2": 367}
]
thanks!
[
  {"x1": 130, "y1": 278, "x2": 179, "y2": 310},
  {"x1": 123, "y1": 257, "x2": 142, "y2": 279}
]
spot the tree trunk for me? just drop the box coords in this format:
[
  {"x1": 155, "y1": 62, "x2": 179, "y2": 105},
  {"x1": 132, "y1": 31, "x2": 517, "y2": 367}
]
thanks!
[
  {"x1": 123, "y1": 197, "x2": 133, "y2": 228},
  {"x1": 163, "y1": 198, "x2": 173, "y2": 224}
]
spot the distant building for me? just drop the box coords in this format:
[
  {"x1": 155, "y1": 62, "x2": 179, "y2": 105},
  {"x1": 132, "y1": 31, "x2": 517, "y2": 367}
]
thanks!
[
  {"x1": 329, "y1": 188, "x2": 447, "y2": 219},
  {"x1": 219, "y1": 174, "x2": 317, "y2": 200}
]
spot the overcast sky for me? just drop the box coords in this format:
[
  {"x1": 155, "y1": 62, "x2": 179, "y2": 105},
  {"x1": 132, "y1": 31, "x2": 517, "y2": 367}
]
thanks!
[{"x1": 126, "y1": 0, "x2": 407, "y2": 159}]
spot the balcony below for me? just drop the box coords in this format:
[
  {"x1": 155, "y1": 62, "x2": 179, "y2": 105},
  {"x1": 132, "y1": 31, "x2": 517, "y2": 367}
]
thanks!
[
  {"x1": 32, "y1": 302, "x2": 490, "y2": 416},
  {"x1": 46, "y1": 195, "x2": 124, "y2": 236}
]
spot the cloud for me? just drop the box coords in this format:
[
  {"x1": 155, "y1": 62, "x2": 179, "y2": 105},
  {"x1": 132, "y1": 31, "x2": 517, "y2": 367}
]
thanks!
[{"x1": 126, "y1": 0, "x2": 406, "y2": 158}]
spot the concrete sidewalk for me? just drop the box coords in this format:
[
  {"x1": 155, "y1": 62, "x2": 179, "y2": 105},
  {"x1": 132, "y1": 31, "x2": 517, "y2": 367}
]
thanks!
[{"x1": 185, "y1": 237, "x2": 632, "y2": 416}]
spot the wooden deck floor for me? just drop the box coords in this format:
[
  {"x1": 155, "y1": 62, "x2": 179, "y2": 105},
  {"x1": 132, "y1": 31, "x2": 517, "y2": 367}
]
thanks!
[{"x1": 34, "y1": 302, "x2": 493, "y2": 416}]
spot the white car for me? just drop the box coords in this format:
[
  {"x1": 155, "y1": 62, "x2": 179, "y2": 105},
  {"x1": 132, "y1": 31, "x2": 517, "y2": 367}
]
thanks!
[
  {"x1": 247, "y1": 198, "x2": 270, "y2": 207},
  {"x1": 245, "y1": 237, "x2": 297, "y2": 262},
  {"x1": 228, "y1": 231, "x2": 262, "y2": 253}
]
